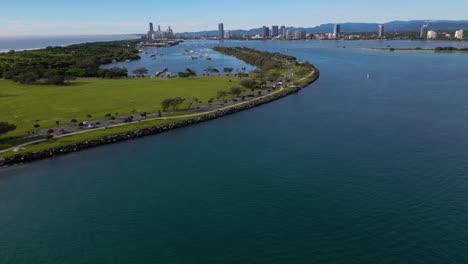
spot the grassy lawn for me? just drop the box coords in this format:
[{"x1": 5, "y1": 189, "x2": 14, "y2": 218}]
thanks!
[
  {"x1": 0, "y1": 76, "x2": 240, "y2": 138},
  {"x1": 0, "y1": 117, "x2": 192, "y2": 158}
]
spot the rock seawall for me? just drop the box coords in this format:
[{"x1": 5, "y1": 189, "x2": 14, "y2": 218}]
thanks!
[{"x1": 0, "y1": 69, "x2": 319, "y2": 167}]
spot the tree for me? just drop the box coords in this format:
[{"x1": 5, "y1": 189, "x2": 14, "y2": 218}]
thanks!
[
  {"x1": 185, "y1": 68, "x2": 197, "y2": 76},
  {"x1": 14, "y1": 72, "x2": 39, "y2": 84},
  {"x1": 133, "y1": 67, "x2": 148, "y2": 77},
  {"x1": 217, "y1": 90, "x2": 228, "y2": 100},
  {"x1": 223, "y1": 67, "x2": 234, "y2": 74},
  {"x1": 179, "y1": 68, "x2": 197, "y2": 78},
  {"x1": 188, "y1": 97, "x2": 200, "y2": 109},
  {"x1": 205, "y1": 67, "x2": 219, "y2": 75},
  {"x1": 240, "y1": 79, "x2": 258, "y2": 89},
  {"x1": 229, "y1": 86, "x2": 242, "y2": 97},
  {"x1": 45, "y1": 70, "x2": 66, "y2": 85},
  {"x1": 161, "y1": 98, "x2": 173, "y2": 112},
  {"x1": 0, "y1": 122, "x2": 16, "y2": 136},
  {"x1": 161, "y1": 97, "x2": 186, "y2": 111},
  {"x1": 172, "y1": 97, "x2": 185, "y2": 110},
  {"x1": 267, "y1": 71, "x2": 282, "y2": 82}
]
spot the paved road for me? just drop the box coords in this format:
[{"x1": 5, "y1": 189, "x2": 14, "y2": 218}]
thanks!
[{"x1": 1, "y1": 66, "x2": 316, "y2": 155}]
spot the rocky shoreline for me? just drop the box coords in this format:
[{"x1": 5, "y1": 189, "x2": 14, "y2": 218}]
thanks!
[{"x1": 0, "y1": 69, "x2": 319, "y2": 168}]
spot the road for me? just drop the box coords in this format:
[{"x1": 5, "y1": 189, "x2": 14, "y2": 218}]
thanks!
[{"x1": 1, "y1": 66, "x2": 315, "y2": 155}]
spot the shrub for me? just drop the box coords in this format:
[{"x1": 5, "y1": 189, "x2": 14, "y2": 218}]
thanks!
[{"x1": 0, "y1": 122, "x2": 17, "y2": 136}]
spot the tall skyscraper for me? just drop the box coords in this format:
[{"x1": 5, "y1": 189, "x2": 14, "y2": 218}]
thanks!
[
  {"x1": 218, "y1": 23, "x2": 224, "y2": 39},
  {"x1": 333, "y1": 24, "x2": 341, "y2": 39},
  {"x1": 280, "y1": 25, "x2": 286, "y2": 39},
  {"x1": 420, "y1": 24, "x2": 429, "y2": 39},
  {"x1": 262, "y1": 26, "x2": 270, "y2": 38},
  {"x1": 272, "y1": 25, "x2": 279, "y2": 37},
  {"x1": 378, "y1": 24, "x2": 385, "y2": 38},
  {"x1": 147, "y1": 22, "x2": 156, "y2": 40}
]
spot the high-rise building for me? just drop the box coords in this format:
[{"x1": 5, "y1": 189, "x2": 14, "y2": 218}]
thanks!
[
  {"x1": 455, "y1": 29, "x2": 464, "y2": 40},
  {"x1": 280, "y1": 25, "x2": 286, "y2": 39},
  {"x1": 218, "y1": 23, "x2": 224, "y2": 39},
  {"x1": 272, "y1": 25, "x2": 279, "y2": 37},
  {"x1": 286, "y1": 30, "x2": 293, "y2": 40},
  {"x1": 224, "y1": 30, "x2": 231, "y2": 39},
  {"x1": 420, "y1": 24, "x2": 429, "y2": 39},
  {"x1": 294, "y1": 30, "x2": 306, "y2": 40},
  {"x1": 427, "y1": 30, "x2": 437, "y2": 39},
  {"x1": 378, "y1": 24, "x2": 385, "y2": 38},
  {"x1": 333, "y1": 24, "x2": 341, "y2": 39},
  {"x1": 262, "y1": 26, "x2": 270, "y2": 38},
  {"x1": 147, "y1": 22, "x2": 156, "y2": 40}
]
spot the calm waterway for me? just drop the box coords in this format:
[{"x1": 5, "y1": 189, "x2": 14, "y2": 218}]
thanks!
[{"x1": 1, "y1": 40, "x2": 468, "y2": 263}]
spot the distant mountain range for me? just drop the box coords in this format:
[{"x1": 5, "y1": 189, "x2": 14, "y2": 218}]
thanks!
[{"x1": 180, "y1": 20, "x2": 468, "y2": 36}]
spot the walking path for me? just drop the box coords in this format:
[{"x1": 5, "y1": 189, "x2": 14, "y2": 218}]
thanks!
[{"x1": 1, "y1": 66, "x2": 315, "y2": 155}]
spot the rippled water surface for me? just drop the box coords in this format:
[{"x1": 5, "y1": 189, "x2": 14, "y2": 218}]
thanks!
[{"x1": 1, "y1": 40, "x2": 468, "y2": 263}]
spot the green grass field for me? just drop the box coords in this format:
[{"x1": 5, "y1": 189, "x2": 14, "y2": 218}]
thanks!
[
  {"x1": 0, "y1": 76, "x2": 240, "y2": 138},
  {"x1": 0, "y1": 117, "x2": 193, "y2": 158}
]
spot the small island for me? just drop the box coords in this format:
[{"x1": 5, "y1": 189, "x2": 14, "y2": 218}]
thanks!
[
  {"x1": 367, "y1": 46, "x2": 468, "y2": 53},
  {"x1": 0, "y1": 41, "x2": 319, "y2": 167}
]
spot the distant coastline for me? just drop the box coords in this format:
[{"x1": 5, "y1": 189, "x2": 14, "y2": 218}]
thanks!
[
  {"x1": 0, "y1": 34, "x2": 139, "y2": 53},
  {"x1": 366, "y1": 47, "x2": 468, "y2": 53}
]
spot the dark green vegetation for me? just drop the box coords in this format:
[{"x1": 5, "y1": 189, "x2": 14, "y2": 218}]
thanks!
[
  {"x1": 178, "y1": 68, "x2": 197, "y2": 78},
  {"x1": 370, "y1": 46, "x2": 468, "y2": 53},
  {"x1": 0, "y1": 122, "x2": 16, "y2": 136},
  {"x1": 0, "y1": 44, "x2": 317, "y2": 159},
  {"x1": 0, "y1": 39, "x2": 141, "y2": 85},
  {"x1": 213, "y1": 46, "x2": 296, "y2": 71},
  {"x1": 213, "y1": 46, "x2": 315, "y2": 88},
  {"x1": 434, "y1": 46, "x2": 468, "y2": 52}
]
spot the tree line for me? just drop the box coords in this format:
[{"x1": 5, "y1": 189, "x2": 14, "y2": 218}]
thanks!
[{"x1": 0, "y1": 39, "x2": 141, "y2": 85}]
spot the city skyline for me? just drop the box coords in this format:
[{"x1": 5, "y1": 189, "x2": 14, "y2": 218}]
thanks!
[{"x1": 1, "y1": 0, "x2": 468, "y2": 36}]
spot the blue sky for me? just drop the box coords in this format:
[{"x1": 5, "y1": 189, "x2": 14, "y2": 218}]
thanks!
[{"x1": 1, "y1": 0, "x2": 467, "y2": 36}]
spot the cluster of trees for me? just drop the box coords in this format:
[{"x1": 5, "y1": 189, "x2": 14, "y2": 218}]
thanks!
[
  {"x1": 132, "y1": 67, "x2": 149, "y2": 77},
  {"x1": 217, "y1": 86, "x2": 243, "y2": 101},
  {"x1": 204, "y1": 66, "x2": 219, "y2": 75},
  {"x1": 0, "y1": 122, "x2": 16, "y2": 136},
  {"x1": 178, "y1": 68, "x2": 197, "y2": 78},
  {"x1": 213, "y1": 46, "x2": 296, "y2": 72},
  {"x1": 0, "y1": 39, "x2": 141, "y2": 85},
  {"x1": 223, "y1": 67, "x2": 234, "y2": 74},
  {"x1": 161, "y1": 97, "x2": 186, "y2": 111},
  {"x1": 435, "y1": 46, "x2": 468, "y2": 51},
  {"x1": 97, "y1": 67, "x2": 128, "y2": 79}
]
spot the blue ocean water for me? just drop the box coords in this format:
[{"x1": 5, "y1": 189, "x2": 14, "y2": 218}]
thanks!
[
  {"x1": 1, "y1": 39, "x2": 468, "y2": 263},
  {"x1": 102, "y1": 41, "x2": 255, "y2": 76}
]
